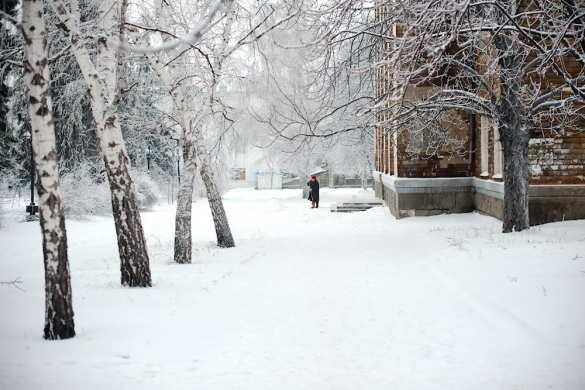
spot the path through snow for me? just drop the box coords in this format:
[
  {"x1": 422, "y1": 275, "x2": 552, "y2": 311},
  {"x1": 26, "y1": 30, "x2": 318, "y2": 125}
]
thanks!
[{"x1": 1, "y1": 188, "x2": 584, "y2": 389}]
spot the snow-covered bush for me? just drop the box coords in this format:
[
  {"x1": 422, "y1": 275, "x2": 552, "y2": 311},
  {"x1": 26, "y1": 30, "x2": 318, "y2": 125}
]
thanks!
[
  {"x1": 60, "y1": 162, "x2": 110, "y2": 218},
  {"x1": 60, "y1": 163, "x2": 164, "y2": 217},
  {"x1": 131, "y1": 169, "x2": 162, "y2": 210}
]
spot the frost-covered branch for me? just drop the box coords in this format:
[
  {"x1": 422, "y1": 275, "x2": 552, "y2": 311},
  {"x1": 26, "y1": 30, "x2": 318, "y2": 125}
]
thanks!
[{"x1": 122, "y1": 0, "x2": 233, "y2": 53}]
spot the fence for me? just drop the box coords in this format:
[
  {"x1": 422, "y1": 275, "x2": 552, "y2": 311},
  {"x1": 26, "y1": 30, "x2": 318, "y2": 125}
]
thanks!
[
  {"x1": 255, "y1": 171, "x2": 375, "y2": 191},
  {"x1": 255, "y1": 172, "x2": 283, "y2": 190}
]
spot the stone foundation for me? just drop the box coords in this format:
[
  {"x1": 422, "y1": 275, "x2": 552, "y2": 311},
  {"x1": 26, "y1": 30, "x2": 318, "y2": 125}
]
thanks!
[{"x1": 373, "y1": 171, "x2": 585, "y2": 225}]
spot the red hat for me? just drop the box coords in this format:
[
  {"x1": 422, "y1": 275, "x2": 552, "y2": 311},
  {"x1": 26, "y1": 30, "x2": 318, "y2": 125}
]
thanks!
[{"x1": 311, "y1": 175, "x2": 317, "y2": 179}]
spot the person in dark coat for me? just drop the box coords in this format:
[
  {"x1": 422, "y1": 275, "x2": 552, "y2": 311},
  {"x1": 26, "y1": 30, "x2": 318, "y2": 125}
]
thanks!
[{"x1": 307, "y1": 175, "x2": 320, "y2": 208}]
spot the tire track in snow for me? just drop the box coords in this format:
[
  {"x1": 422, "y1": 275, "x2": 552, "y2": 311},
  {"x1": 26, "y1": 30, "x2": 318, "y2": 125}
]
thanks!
[
  {"x1": 201, "y1": 251, "x2": 264, "y2": 293},
  {"x1": 428, "y1": 265, "x2": 552, "y2": 344}
]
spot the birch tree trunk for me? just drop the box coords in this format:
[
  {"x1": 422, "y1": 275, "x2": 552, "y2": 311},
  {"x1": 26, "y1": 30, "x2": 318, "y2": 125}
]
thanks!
[
  {"x1": 198, "y1": 156, "x2": 235, "y2": 248},
  {"x1": 52, "y1": 0, "x2": 151, "y2": 286},
  {"x1": 200, "y1": 166, "x2": 234, "y2": 248},
  {"x1": 152, "y1": 0, "x2": 236, "y2": 254},
  {"x1": 197, "y1": 9, "x2": 237, "y2": 249},
  {"x1": 174, "y1": 137, "x2": 197, "y2": 263},
  {"x1": 148, "y1": 50, "x2": 198, "y2": 264},
  {"x1": 495, "y1": 23, "x2": 531, "y2": 233},
  {"x1": 100, "y1": 116, "x2": 152, "y2": 286},
  {"x1": 22, "y1": 0, "x2": 75, "y2": 339},
  {"x1": 96, "y1": 0, "x2": 151, "y2": 286}
]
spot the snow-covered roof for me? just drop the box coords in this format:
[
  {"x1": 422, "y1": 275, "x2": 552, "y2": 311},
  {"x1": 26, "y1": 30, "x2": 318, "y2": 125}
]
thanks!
[{"x1": 309, "y1": 167, "x2": 328, "y2": 176}]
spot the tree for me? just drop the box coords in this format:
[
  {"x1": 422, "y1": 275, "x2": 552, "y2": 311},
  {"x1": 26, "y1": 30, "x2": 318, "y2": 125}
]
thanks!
[
  {"x1": 21, "y1": 0, "x2": 75, "y2": 339},
  {"x1": 0, "y1": 0, "x2": 25, "y2": 182},
  {"x1": 147, "y1": 49, "x2": 201, "y2": 262},
  {"x1": 377, "y1": 0, "x2": 584, "y2": 232},
  {"x1": 178, "y1": 0, "x2": 298, "y2": 249},
  {"x1": 51, "y1": 0, "x2": 152, "y2": 286},
  {"x1": 141, "y1": 0, "x2": 297, "y2": 259}
]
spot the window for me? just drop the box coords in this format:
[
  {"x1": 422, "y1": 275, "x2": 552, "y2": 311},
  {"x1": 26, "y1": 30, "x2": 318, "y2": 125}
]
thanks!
[
  {"x1": 480, "y1": 116, "x2": 490, "y2": 177},
  {"x1": 493, "y1": 123, "x2": 503, "y2": 178}
]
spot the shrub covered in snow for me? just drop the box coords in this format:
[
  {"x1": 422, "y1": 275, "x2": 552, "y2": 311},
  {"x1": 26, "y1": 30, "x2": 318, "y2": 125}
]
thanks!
[
  {"x1": 131, "y1": 168, "x2": 162, "y2": 210},
  {"x1": 59, "y1": 162, "x2": 164, "y2": 217},
  {"x1": 60, "y1": 162, "x2": 110, "y2": 217}
]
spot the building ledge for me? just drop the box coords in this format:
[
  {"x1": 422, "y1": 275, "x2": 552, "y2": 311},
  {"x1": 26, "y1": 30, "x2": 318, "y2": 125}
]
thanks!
[
  {"x1": 374, "y1": 172, "x2": 473, "y2": 193},
  {"x1": 373, "y1": 172, "x2": 585, "y2": 225},
  {"x1": 473, "y1": 177, "x2": 504, "y2": 199},
  {"x1": 374, "y1": 171, "x2": 585, "y2": 199},
  {"x1": 529, "y1": 184, "x2": 585, "y2": 198}
]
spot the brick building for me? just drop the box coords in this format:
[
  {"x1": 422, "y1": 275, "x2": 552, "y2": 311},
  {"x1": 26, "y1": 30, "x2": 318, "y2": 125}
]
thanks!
[
  {"x1": 373, "y1": 7, "x2": 585, "y2": 225},
  {"x1": 374, "y1": 113, "x2": 585, "y2": 225}
]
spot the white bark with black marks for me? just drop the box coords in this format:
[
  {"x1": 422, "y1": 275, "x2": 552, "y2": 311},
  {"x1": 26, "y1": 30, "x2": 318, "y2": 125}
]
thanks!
[
  {"x1": 174, "y1": 115, "x2": 197, "y2": 264},
  {"x1": 51, "y1": 0, "x2": 151, "y2": 286},
  {"x1": 199, "y1": 6, "x2": 237, "y2": 249},
  {"x1": 151, "y1": 0, "x2": 244, "y2": 253},
  {"x1": 148, "y1": 49, "x2": 198, "y2": 263},
  {"x1": 174, "y1": 158, "x2": 196, "y2": 263},
  {"x1": 199, "y1": 162, "x2": 235, "y2": 248},
  {"x1": 195, "y1": 130, "x2": 235, "y2": 248},
  {"x1": 22, "y1": 0, "x2": 75, "y2": 339}
]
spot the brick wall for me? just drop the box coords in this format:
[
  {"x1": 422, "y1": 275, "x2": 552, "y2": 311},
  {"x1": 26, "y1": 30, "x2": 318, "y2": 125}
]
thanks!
[
  {"x1": 471, "y1": 116, "x2": 585, "y2": 184},
  {"x1": 396, "y1": 110, "x2": 472, "y2": 178},
  {"x1": 529, "y1": 130, "x2": 585, "y2": 184}
]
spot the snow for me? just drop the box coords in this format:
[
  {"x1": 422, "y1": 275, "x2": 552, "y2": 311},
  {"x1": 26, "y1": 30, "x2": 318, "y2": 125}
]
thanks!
[{"x1": 1, "y1": 188, "x2": 585, "y2": 390}]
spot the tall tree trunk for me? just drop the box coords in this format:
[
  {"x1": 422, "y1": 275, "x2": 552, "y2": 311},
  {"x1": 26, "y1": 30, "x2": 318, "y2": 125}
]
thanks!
[
  {"x1": 501, "y1": 131, "x2": 530, "y2": 232},
  {"x1": 99, "y1": 0, "x2": 151, "y2": 286},
  {"x1": 22, "y1": 0, "x2": 75, "y2": 339},
  {"x1": 495, "y1": 14, "x2": 531, "y2": 233},
  {"x1": 199, "y1": 159, "x2": 235, "y2": 248},
  {"x1": 174, "y1": 152, "x2": 196, "y2": 263},
  {"x1": 196, "y1": 6, "x2": 236, "y2": 249},
  {"x1": 147, "y1": 50, "x2": 199, "y2": 263},
  {"x1": 100, "y1": 128, "x2": 152, "y2": 286},
  {"x1": 52, "y1": 0, "x2": 152, "y2": 286}
]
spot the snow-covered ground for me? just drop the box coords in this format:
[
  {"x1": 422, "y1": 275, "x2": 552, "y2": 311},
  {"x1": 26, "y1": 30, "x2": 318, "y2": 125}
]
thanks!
[{"x1": 1, "y1": 188, "x2": 584, "y2": 390}]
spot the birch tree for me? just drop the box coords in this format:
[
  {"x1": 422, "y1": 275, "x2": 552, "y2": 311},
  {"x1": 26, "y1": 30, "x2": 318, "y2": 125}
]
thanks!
[
  {"x1": 51, "y1": 0, "x2": 151, "y2": 286},
  {"x1": 147, "y1": 50, "x2": 201, "y2": 262},
  {"x1": 140, "y1": 0, "x2": 223, "y2": 262},
  {"x1": 196, "y1": 125, "x2": 235, "y2": 248},
  {"x1": 177, "y1": 1, "x2": 298, "y2": 249},
  {"x1": 0, "y1": 0, "x2": 21, "y2": 177},
  {"x1": 197, "y1": 1, "x2": 300, "y2": 247},
  {"x1": 139, "y1": 0, "x2": 297, "y2": 259},
  {"x1": 195, "y1": 4, "x2": 237, "y2": 249},
  {"x1": 21, "y1": 0, "x2": 75, "y2": 339}
]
